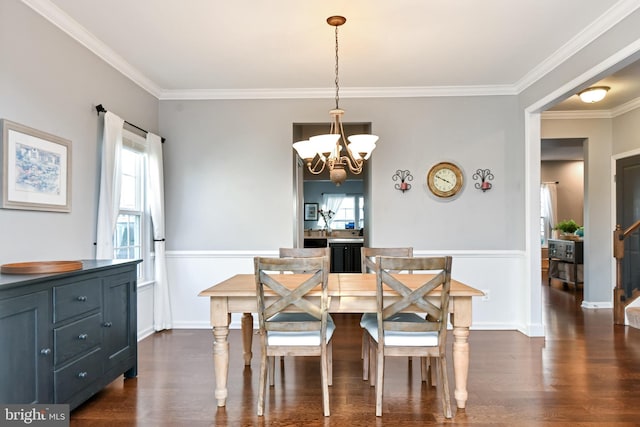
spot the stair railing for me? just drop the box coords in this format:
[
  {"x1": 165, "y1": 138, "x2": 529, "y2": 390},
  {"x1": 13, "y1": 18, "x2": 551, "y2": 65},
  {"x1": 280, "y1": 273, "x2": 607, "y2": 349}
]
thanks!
[{"x1": 613, "y1": 220, "x2": 640, "y2": 324}]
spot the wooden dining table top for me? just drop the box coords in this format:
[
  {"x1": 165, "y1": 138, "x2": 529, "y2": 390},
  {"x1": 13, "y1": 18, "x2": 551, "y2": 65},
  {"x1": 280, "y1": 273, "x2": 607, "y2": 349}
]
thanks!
[{"x1": 198, "y1": 273, "x2": 484, "y2": 298}]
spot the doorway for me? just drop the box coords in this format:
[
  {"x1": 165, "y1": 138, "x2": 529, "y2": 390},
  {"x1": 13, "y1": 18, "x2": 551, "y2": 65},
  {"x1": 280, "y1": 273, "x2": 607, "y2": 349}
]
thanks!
[
  {"x1": 292, "y1": 122, "x2": 372, "y2": 248},
  {"x1": 540, "y1": 138, "x2": 585, "y2": 276},
  {"x1": 615, "y1": 154, "x2": 640, "y2": 298}
]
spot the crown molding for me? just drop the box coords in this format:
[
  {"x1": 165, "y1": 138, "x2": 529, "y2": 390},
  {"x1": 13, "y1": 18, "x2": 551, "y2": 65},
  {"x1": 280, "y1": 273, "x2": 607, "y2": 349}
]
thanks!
[
  {"x1": 514, "y1": 0, "x2": 640, "y2": 93},
  {"x1": 611, "y1": 96, "x2": 640, "y2": 117},
  {"x1": 20, "y1": 0, "x2": 640, "y2": 103},
  {"x1": 20, "y1": 0, "x2": 162, "y2": 98},
  {"x1": 541, "y1": 110, "x2": 612, "y2": 120},
  {"x1": 158, "y1": 84, "x2": 517, "y2": 100}
]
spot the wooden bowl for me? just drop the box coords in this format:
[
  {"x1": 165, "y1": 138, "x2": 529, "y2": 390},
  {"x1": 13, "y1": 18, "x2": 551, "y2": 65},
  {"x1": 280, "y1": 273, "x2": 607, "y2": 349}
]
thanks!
[{"x1": 1, "y1": 260, "x2": 83, "y2": 274}]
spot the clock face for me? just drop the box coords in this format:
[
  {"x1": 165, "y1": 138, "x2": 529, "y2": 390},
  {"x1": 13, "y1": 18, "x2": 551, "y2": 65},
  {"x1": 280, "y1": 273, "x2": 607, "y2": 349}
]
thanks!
[{"x1": 427, "y1": 162, "x2": 464, "y2": 198}]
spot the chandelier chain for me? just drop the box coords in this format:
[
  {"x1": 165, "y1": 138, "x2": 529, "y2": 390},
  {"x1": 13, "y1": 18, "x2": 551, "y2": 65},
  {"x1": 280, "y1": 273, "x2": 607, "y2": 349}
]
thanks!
[{"x1": 334, "y1": 24, "x2": 340, "y2": 110}]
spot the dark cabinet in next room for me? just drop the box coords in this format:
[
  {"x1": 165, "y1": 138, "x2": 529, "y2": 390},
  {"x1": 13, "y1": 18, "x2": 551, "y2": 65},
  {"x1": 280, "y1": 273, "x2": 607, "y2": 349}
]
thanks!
[{"x1": 330, "y1": 242, "x2": 362, "y2": 273}]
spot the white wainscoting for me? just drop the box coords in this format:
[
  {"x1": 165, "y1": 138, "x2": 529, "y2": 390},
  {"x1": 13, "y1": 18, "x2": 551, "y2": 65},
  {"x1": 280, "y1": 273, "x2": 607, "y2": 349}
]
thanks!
[
  {"x1": 137, "y1": 281, "x2": 155, "y2": 341},
  {"x1": 152, "y1": 249, "x2": 538, "y2": 335}
]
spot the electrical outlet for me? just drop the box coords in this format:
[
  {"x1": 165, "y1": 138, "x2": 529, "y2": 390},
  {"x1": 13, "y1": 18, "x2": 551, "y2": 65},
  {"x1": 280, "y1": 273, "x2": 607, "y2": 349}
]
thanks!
[{"x1": 482, "y1": 290, "x2": 490, "y2": 301}]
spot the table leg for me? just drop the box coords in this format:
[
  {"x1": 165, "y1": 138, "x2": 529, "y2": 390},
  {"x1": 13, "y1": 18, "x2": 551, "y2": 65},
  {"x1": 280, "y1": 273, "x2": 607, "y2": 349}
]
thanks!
[
  {"x1": 211, "y1": 297, "x2": 230, "y2": 407},
  {"x1": 212, "y1": 325, "x2": 229, "y2": 407},
  {"x1": 452, "y1": 325, "x2": 470, "y2": 409},
  {"x1": 241, "y1": 312, "x2": 253, "y2": 365},
  {"x1": 450, "y1": 296, "x2": 472, "y2": 409}
]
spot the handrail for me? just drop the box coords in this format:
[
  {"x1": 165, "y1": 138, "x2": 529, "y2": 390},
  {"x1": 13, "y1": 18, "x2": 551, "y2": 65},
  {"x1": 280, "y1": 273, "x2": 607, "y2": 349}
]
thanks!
[
  {"x1": 623, "y1": 220, "x2": 640, "y2": 238},
  {"x1": 613, "y1": 221, "x2": 640, "y2": 324}
]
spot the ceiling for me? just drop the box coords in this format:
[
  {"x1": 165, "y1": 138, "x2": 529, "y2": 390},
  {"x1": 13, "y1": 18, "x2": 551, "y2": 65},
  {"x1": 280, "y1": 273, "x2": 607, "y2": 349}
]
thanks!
[{"x1": 24, "y1": 1, "x2": 640, "y2": 159}]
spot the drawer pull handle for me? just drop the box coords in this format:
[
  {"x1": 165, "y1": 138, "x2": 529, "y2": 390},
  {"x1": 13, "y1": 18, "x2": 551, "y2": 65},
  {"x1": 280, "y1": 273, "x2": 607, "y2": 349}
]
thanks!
[
  {"x1": 77, "y1": 296, "x2": 87, "y2": 302},
  {"x1": 40, "y1": 348, "x2": 51, "y2": 355},
  {"x1": 78, "y1": 334, "x2": 88, "y2": 340},
  {"x1": 103, "y1": 322, "x2": 113, "y2": 328},
  {"x1": 77, "y1": 371, "x2": 88, "y2": 379}
]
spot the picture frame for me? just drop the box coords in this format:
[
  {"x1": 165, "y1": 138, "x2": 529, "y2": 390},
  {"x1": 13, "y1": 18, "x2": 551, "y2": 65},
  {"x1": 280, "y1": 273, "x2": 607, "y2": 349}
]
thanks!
[
  {"x1": 304, "y1": 203, "x2": 319, "y2": 221},
  {"x1": 1, "y1": 119, "x2": 71, "y2": 212}
]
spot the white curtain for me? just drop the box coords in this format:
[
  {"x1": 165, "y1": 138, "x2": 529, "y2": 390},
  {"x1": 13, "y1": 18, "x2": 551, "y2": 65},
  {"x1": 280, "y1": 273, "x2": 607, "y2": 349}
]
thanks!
[
  {"x1": 96, "y1": 112, "x2": 124, "y2": 259},
  {"x1": 322, "y1": 193, "x2": 344, "y2": 229},
  {"x1": 147, "y1": 132, "x2": 172, "y2": 331},
  {"x1": 541, "y1": 183, "x2": 558, "y2": 241}
]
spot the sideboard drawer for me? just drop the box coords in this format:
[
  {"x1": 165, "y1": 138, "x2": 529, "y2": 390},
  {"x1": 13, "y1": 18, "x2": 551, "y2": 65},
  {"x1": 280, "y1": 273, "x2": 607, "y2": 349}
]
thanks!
[
  {"x1": 53, "y1": 278, "x2": 102, "y2": 323},
  {"x1": 54, "y1": 348, "x2": 102, "y2": 403},
  {"x1": 54, "y1": 313, "x2": 102, "y2": 366}
]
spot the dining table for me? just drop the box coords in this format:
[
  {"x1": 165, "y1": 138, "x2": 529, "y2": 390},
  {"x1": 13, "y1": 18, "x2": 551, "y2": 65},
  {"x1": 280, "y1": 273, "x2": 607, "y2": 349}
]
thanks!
[{"x1": 198, "y1": 272, "x2": 484, "y2": 409}]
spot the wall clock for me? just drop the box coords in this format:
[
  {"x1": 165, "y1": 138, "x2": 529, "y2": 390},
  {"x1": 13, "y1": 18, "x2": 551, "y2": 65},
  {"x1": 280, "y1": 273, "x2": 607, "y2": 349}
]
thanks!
[{"x1": 427, "y1": 162, "x2": 464, "y2": 198}]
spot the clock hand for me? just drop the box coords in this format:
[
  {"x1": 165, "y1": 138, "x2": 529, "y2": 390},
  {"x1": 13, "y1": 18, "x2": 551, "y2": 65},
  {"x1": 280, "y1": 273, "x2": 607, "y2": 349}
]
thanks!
[{"x1": 436, "y1": 175, "x2": 451, "y2": 184}]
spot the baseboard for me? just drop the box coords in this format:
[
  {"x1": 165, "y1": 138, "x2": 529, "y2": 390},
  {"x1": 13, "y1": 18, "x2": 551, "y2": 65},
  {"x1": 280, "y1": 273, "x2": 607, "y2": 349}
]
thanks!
[
  {"x1": 171, "y1": 320, "x2": 218, "y2": 329},
  {"x1": 581, "y1": 301, "x2": 613, "y2": 309},
  {"x1": 137, "y1": 327, "x2": 155, "y2": 342}
]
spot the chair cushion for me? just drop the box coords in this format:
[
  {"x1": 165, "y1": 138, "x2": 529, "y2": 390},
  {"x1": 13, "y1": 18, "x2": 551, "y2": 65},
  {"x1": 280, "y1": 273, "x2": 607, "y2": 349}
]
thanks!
[
  {"x1": 360, "y1": 312, "x2": 424, "y2": 328},
  {"x1": 266, "y1": 312, "x2": 335, "y2": 346},
  {"x1": 359, "y1": 312, "x2": 376, "y2": 328},
  {"x1": 363, "y1": 313, "x2": 438, "y2": 347}
]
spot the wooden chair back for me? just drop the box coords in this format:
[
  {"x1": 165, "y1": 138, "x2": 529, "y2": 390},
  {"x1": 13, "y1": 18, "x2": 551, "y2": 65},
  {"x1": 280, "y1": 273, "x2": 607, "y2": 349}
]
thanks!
[
  {"x1": 254, "y1": 256, "x2": 330, "y2": 337},
  {"x1": 279, "y1": 247, "x2": 330, "y2": 259},
  {"x1": 279, "y1": 247, "x2": 330, "y2": 273},
  {"x1": 361, "y1": 247, "x2": 413, "y2": 273}
]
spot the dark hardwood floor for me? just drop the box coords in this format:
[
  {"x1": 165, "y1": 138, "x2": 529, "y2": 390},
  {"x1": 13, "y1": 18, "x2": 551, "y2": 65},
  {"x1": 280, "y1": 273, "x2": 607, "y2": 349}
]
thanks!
[{"x1": 70, "y1": 275, "x2": 640, "y2": 426}]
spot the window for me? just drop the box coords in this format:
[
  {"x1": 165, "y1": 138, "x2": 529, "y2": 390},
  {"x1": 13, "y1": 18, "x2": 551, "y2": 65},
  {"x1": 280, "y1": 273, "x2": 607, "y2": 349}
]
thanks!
[
  {"x1": 113, "y1": 130, "x2": 150, "y2": 281},
  {"x1": 323, "y1": 194, "x2": 364, "y2": 229}
]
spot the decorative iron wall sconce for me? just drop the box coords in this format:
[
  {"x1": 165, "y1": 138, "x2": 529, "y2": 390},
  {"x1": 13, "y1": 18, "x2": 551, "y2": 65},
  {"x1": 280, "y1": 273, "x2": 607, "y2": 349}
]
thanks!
[
  {"x1": 473, "y1": 168, "x2": 494, "y2": 192},
  {"x1": 392, "y1": 170, "x2": 413, "y2": 192}
]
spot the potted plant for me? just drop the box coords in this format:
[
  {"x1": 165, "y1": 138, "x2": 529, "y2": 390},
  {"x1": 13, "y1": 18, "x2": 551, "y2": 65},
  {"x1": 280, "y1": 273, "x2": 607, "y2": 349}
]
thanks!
[{"x1": 554, "y1": 219, "x2": 580, "y2": 239}]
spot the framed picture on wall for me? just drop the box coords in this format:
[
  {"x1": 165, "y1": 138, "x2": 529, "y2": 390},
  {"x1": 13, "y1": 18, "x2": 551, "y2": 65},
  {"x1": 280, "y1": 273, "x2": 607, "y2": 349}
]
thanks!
[
  {"x1": 1, "y1": 119, "x2": 71, "y2": 212},
  {"x1": 304, "y1": 203, "x2": 318, "y2": 221}
]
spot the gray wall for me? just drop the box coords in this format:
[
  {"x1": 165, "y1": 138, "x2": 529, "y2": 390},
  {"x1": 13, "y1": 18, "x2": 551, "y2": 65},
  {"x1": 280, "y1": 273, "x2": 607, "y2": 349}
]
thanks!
[
  {"x1": 0, "y1": 0, "x2": 158, "y2": 263},
  {"x1": 613, "y1": 107, "x2": 640, "y2": 155},
  {"x1": 159, "y1": 96, "x2": 522, "y2": 253}
]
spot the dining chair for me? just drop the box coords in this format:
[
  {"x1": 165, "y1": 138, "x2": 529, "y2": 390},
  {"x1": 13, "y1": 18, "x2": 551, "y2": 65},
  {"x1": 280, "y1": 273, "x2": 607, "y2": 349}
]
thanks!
[
  {"x1": 272, "y1": 247, "x2": 331, "y2": 382},
  {"x1": 279, "y1": 247, "x2": 331, "y2": 265},
  {"x1": 254, "y1": 256, "x2": 334, "y2": 417},
  {"x1": 363, "y1": 255, "x2": 453, "y2": 418},
  {"x1": 359, "y1": 247, "x2": 414, "y2": 382},
  {"x1": 360, "y1": 247, "x2": 413, "y2": 275}
]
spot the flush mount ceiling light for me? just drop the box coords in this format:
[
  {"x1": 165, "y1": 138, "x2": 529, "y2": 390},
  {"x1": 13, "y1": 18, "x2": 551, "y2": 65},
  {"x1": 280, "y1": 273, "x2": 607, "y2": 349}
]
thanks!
[
  {"x1": 578, "y1": 86, "x2": 610, "y2": 103},
  {"x1": 293, "y1": 16, "x2": 378, "y2": 186}
]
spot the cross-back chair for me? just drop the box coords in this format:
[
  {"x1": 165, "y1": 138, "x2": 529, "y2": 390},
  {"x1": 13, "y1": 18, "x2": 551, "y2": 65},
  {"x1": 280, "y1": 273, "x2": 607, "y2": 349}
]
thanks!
[
  {"x1": 362, "y1": 255, "x2": 453, "y2": 418},
  {"x1": 254, "y1": 256, "x2": 334, "y2": 417},
  {"x1": 361, "y1": 247, "x2": 413, "y2": 274},
  {"x1": 279, "y1": 247, "x2": 330, "y2": 266},
  {"x1": 359, "y1": 247, "x2": 415, "y2": 382},
  {"x1": 273, "y1": 247, "x2": 331, "y2": 379}
]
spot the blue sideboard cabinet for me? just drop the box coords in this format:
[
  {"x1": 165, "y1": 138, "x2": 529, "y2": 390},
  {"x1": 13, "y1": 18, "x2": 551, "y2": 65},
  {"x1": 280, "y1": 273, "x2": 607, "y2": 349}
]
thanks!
[{"x1": 0, "y1": 259, "x2": 140, "y2": 410}]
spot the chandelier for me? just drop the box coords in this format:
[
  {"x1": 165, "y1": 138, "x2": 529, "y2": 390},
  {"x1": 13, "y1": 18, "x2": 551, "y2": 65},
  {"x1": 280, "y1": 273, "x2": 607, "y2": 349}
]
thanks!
[{"x1": 293, "y1": 16, "x2": 378, "y2": 186}]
